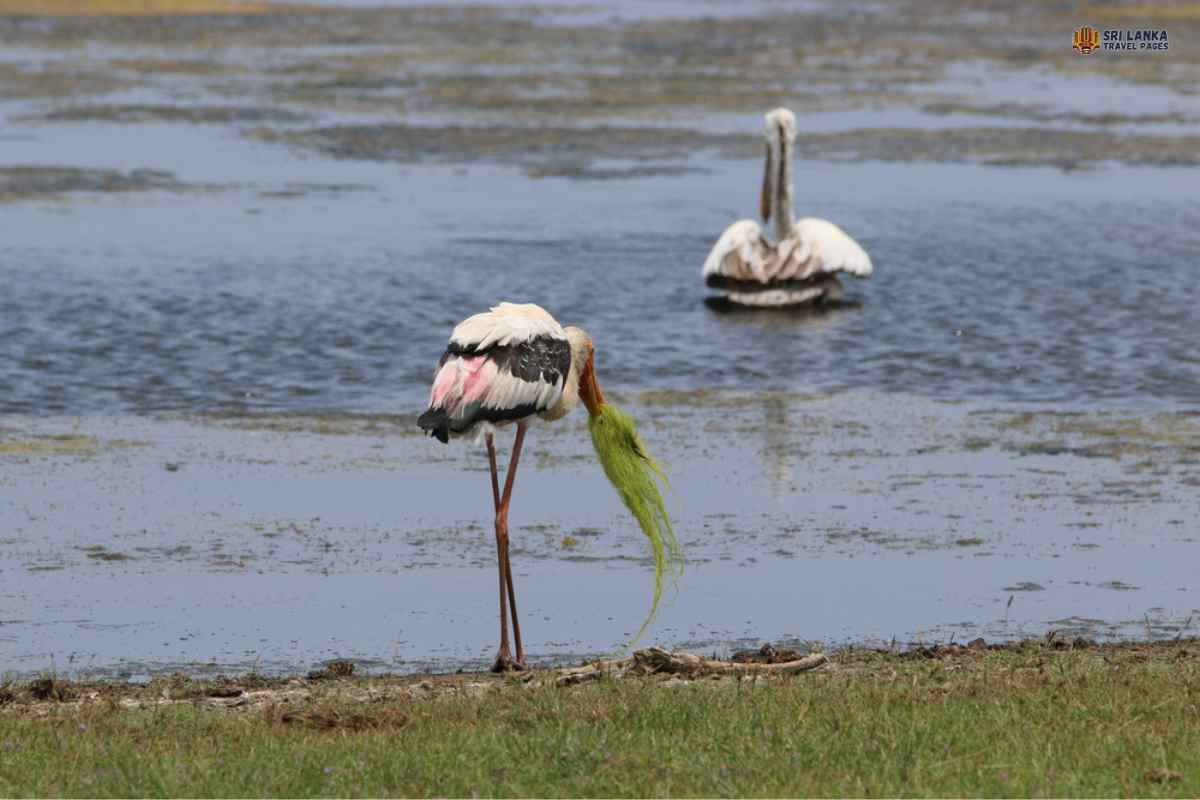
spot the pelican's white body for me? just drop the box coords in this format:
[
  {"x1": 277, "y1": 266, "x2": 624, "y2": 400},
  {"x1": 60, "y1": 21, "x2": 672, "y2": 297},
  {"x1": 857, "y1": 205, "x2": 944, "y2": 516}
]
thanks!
[{"x1": 703, "y1": 108, "x2": 872, "y2": 307}]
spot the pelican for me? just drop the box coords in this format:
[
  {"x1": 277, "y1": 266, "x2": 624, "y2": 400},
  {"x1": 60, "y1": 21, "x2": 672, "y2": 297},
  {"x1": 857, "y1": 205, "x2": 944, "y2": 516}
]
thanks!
[
  {"x1": 703, "y1": 107, "x2": 873, "y2": 308},
  {"x1": 418, "y1": 302, "x2": 679, "y2": 672}
]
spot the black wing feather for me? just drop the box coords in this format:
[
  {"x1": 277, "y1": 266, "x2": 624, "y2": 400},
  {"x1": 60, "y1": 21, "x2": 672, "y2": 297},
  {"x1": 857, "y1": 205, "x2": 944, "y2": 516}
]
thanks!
[{"x1": 419, "y1": 334, "x2": 571, "y2": 442}]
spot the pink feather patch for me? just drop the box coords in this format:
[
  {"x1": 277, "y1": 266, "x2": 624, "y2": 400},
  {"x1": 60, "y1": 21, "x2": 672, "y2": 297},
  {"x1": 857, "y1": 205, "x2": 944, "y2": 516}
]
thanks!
[
  {"x1": 429, "y1": 361, "x2": 459, "y2": 407},
  {"x1": 430, "y1": 356, "x2": 495, "y2": 413},
  {"x1": 460, "y1": 358, "x2": 496, "y2": 405}
]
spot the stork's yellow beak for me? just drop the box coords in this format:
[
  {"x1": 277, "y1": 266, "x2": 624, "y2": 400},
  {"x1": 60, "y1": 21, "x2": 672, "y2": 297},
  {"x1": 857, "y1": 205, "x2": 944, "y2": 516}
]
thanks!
[{"x1": 579, "y1": 349, "x2": 605, "y2": 417}]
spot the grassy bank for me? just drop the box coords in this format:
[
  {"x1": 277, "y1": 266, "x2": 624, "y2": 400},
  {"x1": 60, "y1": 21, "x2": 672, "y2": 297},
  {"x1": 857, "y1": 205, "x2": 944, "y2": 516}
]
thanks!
[{"x1": 1, "y1": 640, "x2": 1197, "y2": 796}]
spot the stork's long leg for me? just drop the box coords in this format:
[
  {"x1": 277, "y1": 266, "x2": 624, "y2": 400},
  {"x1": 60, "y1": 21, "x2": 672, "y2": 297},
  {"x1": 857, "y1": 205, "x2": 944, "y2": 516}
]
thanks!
[
  {"x1": 488, "y1": 434, "x2": 523, "y2": 665},
  {"x1": 485, "y1": 433, "x2": 501, "y2": 513},
  {"x1": 486, "y1": 433, "x2": 513, "y2": 671},
  {"x1": 499, "y1": 422, "x2": 528, "y2": 667}
]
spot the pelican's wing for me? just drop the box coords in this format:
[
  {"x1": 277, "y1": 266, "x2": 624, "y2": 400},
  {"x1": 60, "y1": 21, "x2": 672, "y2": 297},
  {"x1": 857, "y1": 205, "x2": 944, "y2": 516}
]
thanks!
[
  {"x1": 774, "y1": 218, "x2": 872, "y2": 281},
  {"x1": 704, "y1": 218, "x2": 872, "y2": 287},
  {"x1": 702, "y1": 219, "x2": 771, "y2": 283}
]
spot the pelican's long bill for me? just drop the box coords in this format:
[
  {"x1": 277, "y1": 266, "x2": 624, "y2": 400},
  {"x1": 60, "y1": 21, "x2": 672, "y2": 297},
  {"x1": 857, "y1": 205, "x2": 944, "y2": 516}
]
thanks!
[
  {"x1": 759, "y1": 142, "x2": 772, "y2": 223},
  {"x1": 582, "y1": 349, "x2": 683, "y2": 646}
]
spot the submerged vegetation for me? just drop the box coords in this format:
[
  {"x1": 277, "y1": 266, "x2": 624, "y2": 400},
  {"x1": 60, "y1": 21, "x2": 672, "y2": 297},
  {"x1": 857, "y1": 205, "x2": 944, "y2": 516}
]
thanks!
[
  {"x1": 0, "y1": 0, "x2": 283, "y2": 15},
  {"x1": 1, "y1": 0, "x2": 1198, "y2": 186}
]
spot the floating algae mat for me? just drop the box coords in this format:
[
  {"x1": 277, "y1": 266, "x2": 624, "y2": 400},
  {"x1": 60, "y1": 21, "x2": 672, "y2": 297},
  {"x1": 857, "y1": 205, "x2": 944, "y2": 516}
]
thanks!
[
  {"x1": 588, "y1": 402, "x2": 683, "y2": 645},
  {"x1": 0, "y1": 0, "x2": 281, "y2": 15}
]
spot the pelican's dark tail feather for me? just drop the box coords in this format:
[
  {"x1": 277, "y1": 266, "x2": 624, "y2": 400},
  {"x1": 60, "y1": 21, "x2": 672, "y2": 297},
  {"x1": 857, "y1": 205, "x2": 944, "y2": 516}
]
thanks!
[{"x1": 418, "y1": 407, "x2": 450, "y2": 444}]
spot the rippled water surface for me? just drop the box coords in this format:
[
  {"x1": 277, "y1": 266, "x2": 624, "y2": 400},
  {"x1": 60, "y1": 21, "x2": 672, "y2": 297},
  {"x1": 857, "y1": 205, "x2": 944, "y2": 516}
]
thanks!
[
  {"x1": 0, "y1": 0, "x2": 1198, "y2": 678},
  {"x1": 2, "y1": 154, "x2": 1198, "y2": 414}
]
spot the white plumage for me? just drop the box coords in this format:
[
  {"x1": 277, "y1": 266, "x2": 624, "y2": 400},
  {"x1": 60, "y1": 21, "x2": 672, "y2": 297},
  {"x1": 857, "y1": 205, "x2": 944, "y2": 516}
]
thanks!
[
  {"x1": 703, "y1": 218, "x2": 872, "y2": 284},
  {"x1": 420, "y1": 303, "x2": 589, "y2": 444},
  {"x1": 428, "y1": 357, "x2": 560, "y2": 426},
  {"x1": 450, "y1": 302, "x2": 567, "y2": 351},
  {"x1": 703, "y1": 108, "x2": 873, "y2": 307}
]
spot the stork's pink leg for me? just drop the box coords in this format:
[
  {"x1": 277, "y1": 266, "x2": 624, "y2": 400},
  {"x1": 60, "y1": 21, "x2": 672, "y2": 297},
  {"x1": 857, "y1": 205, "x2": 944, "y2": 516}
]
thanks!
[
  {"x1": 486, "y1": 432, "x2": 520, "y2": 658},
  {"x1": 486, "y1": 433, "x2": 501, "y2": 512},
  {"x1": 486, "y1": 433, "x2": 514, "y2": 671},
  {"x1": 500, "y1": 422, "x2": 527, "y2": 668},
  {"x1": 491, "y1": 422, "x2": 528, "y2": 672}
]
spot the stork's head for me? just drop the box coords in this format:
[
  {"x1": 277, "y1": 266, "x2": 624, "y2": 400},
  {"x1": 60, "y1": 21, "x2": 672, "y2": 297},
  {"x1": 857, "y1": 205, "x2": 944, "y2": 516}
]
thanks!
[
  {"x1": 564, "y1": 326, "x2": 604, "y2": 417},
  {"x1": 760, "y1": 107, "x2": 797, "y2": 222}
]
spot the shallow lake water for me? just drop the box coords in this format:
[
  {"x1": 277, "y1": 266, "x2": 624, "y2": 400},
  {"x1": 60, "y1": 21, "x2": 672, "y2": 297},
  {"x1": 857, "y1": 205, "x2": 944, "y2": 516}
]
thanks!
[
  {"x1": 2, "y1": 147, "x2": 1196, "y2": 414},
  {"x1": 0, "y1": 0, "x2": 1198, "y2": 678},
  {"x1": 2, "y1": 388, "x2": 1197, "y2": 678}
]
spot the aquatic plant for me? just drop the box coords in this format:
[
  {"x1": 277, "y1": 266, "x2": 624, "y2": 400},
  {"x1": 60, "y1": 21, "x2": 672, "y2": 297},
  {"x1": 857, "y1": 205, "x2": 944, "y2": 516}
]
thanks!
[{"x1": 588, "y1": 402, "x2": 683, "y2": 645}]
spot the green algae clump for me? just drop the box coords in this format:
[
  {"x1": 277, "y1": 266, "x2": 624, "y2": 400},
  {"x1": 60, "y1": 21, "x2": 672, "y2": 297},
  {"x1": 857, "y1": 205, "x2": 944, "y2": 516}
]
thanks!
[{"x1": 588, "y1": 403, "x2": 682, "y2": 645}]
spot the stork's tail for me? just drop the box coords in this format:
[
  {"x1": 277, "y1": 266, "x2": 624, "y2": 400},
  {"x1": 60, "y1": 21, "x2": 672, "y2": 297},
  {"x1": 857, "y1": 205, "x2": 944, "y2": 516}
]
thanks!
[{"x1": 417, "y1": 407, "x2": 450, "y2": 444}]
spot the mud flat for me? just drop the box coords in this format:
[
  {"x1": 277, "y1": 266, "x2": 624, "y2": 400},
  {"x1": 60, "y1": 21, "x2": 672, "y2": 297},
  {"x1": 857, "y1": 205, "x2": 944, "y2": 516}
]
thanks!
[
  {"x1": 1, "y1": 0, "x2": 1199, "y2": 178},
  {"x1": 250, "y1": 121, "x2": 1200, "y2": 175},
  {"x1": 0, "y1": 0, "x2": 292, "y2": 15},
  {"x1": 0, "y1": 165, "x2": 194, "y2": 202}
]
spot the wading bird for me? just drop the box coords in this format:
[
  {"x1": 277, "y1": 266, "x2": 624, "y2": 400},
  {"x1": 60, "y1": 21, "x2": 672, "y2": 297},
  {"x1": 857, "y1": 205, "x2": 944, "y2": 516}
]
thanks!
[
  {"x1": 703, "y1": 107, "x2": 873, "y2": 308},
  {"x1": 418, "y1": 302, "x2": 679, "y2": 672}
]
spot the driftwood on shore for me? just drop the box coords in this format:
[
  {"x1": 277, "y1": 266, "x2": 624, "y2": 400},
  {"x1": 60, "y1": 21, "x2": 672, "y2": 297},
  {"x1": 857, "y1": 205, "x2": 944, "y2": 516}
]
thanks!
[
  {"x1": 555, "y1": 647, "x2": 828, "y2": 686},
  {"x1": 2, "y1": 647, "x2": 830, "y2": 717}
]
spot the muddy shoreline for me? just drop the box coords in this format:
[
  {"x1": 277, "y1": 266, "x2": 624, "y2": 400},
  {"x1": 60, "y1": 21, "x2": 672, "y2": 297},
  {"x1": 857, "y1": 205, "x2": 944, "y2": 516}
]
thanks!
[{"x1": 2, "y1": 637, "x2": 1196, "y2": 715}]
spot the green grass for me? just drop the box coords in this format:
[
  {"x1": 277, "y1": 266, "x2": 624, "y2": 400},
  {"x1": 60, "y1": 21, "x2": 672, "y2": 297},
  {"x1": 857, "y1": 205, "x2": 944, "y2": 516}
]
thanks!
[{"x1": 1, "y1": 642, "x2": 1198, "y2": 796}]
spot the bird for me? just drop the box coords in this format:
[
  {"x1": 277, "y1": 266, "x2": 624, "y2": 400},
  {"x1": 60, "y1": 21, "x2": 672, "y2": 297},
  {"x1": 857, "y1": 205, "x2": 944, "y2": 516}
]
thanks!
[
  {"x1": 702, "y1": 107, "x2": 873, "y2": 308},
  {"x1": 417, "y1": 302, "x2": 679, "y2": 672}
]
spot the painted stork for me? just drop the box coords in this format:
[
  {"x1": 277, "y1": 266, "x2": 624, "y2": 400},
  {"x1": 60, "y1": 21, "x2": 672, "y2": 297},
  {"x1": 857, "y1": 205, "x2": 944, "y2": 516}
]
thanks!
[
  {"x1": 703, "y1": 107, "x2": 873, "y2": 308},
  {"x1": 418, "y1": 302, "x2": 678, "y2": 672}
]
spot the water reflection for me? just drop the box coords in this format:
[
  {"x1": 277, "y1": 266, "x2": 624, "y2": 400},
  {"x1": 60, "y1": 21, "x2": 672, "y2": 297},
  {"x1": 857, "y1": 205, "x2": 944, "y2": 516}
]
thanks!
[{"x1": 762, "y1": 394, "x2": 793, "y2": 496}]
